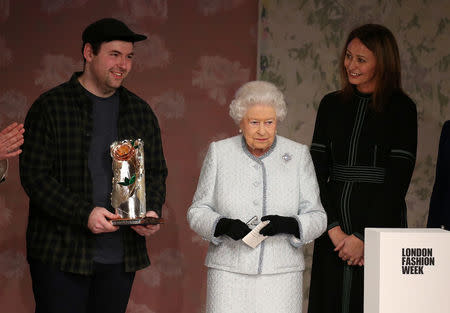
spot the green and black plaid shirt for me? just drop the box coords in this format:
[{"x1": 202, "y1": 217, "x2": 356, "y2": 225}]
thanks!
[{"x1": 20, "y1": 73, "x2": 167, "y2": 275}]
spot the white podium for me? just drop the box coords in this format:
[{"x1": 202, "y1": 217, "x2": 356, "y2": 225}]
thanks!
[{"x1": 364, "y1": 228, "x2": 450, "y2": 313}]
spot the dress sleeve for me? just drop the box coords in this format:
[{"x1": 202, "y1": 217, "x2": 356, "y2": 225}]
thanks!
[
  {"x1": 310, "y1": 95, "x2": 339, "y2": 230},
  {"x1": 290, "y1": 146, "x2": 327, "y2": 247},
  {"x1": 187, "y1": 142, "x2": 223, "y2": 245},
  {"x1": 427, "y1": 121, "x2": 450, "y2": 229},
  {"x1": 361, "y1": 95, "x2": 417, "y2": 239}
]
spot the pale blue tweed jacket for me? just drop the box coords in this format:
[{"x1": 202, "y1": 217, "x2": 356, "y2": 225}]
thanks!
[{"x1": 187, "y1": 135, "x2": 327, "y2": 275}]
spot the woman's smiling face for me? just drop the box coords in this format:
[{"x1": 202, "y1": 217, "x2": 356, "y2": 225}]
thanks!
[{"x1": 344, "y1": 37, "x2": 377, "y2": 93}]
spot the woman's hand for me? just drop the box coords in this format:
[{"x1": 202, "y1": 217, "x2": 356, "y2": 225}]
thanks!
[
  {"x1": 0, "y1": 122, "x2": 25, "y2": 160},
  {"x1": 353, "y1": 257, "x2": 364, "y2": 266},
  {"x1": 328, "y1": 225, "x2": 348, "y2": 247},
  {"x1": 214, "y1": 218, "x2": 251, "y2": 240},
  {"x1": 259, "y1": 215, "x2": 300, "y2": 238},
  {"x1": 334, "y1": 234, "x2": 364, "y2": 266}
]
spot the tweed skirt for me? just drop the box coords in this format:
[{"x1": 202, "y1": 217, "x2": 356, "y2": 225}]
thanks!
[{"x1": 206, "y1": 268, "x2": 303, "y2": 313}]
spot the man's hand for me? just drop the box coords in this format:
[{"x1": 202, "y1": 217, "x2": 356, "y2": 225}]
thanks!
[
  {"x1": 131, "y1": 210, "x2": 160, "y2": 236},
  {"x1": 88, "y1": 207, "x2": 120, "y2": 234},
  {"x1": 0, "y1": 122, "x2": 25, "y2": 160}
]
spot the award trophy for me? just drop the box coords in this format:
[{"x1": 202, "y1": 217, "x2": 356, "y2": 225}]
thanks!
[{"x1": 110, "y1": 139, "x2": 164, "y2": 226}]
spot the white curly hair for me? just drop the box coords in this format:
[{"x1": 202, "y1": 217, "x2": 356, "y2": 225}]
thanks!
[{"x1": 229, "y1": 80, "x2": 287, "y2": 125}]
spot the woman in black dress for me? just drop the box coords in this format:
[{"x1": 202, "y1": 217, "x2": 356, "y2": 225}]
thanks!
[{"x1": 307, "y1": 24, "x2": 417, "y2": 313}]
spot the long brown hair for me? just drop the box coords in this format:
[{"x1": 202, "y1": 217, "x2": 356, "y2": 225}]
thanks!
[{"x1": 340, "y1": 24, "x2": 402, "y2": 111}]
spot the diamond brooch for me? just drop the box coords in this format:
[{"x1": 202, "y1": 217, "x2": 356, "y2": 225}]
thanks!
[{"x1": 282, "y1": 153, "x2": 292, "y2": 162}]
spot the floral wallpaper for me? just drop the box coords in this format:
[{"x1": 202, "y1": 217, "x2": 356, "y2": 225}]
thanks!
[
  {"x1": 0, "y1": 0, "x2": 257, "y2": 312},
  {"x1": 258, "y1": 0, "x2": 449, "y2": 311},
  {"x1": 2, "y1": 0, "x2": 448, "y2": 312}
]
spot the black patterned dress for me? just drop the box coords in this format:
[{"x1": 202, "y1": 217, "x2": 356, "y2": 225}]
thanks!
[{"x1": 307, "y1": 89, "x2": 417, "y2": 313}]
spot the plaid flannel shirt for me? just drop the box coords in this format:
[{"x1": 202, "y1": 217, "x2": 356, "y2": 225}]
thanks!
[{"x1": 20, "y1": 73, "x2": 167, "y2": 275}]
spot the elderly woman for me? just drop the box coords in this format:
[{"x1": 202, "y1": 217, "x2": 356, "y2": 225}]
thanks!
[{"x1": 187, "y1": 81, "x2": 327, "y2": 313}]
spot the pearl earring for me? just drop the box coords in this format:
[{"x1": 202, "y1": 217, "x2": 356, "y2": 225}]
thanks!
[{"x1": 239, "y1": 129, "x2": 242, "y2": 134}]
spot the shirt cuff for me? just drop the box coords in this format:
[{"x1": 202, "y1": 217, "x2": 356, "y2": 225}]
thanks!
[
  {"x1": 289, "y1": 215, "x2": 304, "y2": 248},
  {"x1": 210, "y1": 216, "x2": 224, "y2": 246},
  {"x1": 327, "y1": 221, "x2": 340, "y2": 231},
  {"x1": 353, "y1": 232, "x2": 364, "y2": 242}
]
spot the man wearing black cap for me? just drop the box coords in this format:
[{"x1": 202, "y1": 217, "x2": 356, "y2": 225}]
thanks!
[{"x1": 20, "y1": 18, "x2": 167, "y2": 313}]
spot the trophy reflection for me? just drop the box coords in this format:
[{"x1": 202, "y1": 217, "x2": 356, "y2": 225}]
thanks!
[{"x1": 110, "y1": 139, "x2": 163, "y2": 226}]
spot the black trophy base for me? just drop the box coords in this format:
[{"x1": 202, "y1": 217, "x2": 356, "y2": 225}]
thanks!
[{"x1": 111, "y1": 217, "x2": 165, "y2": 226}]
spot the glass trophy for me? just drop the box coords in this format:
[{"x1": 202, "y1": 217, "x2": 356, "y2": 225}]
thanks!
[{"x1": 110, "y1": 139, "x2": 164, "y2": 226}]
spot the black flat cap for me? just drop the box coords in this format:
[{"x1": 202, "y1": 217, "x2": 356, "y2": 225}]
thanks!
[{"x1": 82, "y1": 18, "x2": 147, "y2": 44}]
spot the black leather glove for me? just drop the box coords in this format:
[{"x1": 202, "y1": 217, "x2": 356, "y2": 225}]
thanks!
[
  {"x1": 259, "y1": 215, "x2": 300, "y2": 238},
  {"x1": 214, "y1": 218, "x2": 251, "y2": 240}
]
